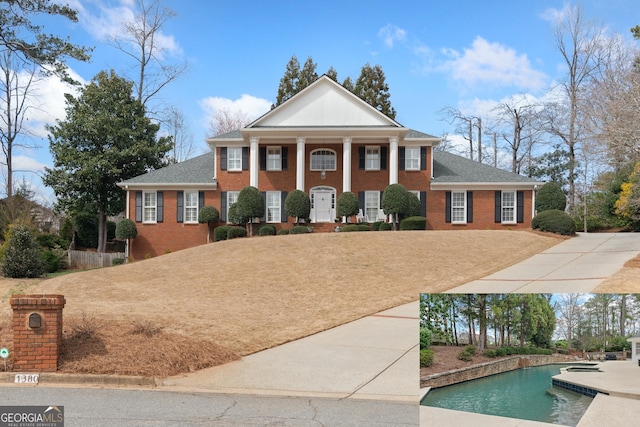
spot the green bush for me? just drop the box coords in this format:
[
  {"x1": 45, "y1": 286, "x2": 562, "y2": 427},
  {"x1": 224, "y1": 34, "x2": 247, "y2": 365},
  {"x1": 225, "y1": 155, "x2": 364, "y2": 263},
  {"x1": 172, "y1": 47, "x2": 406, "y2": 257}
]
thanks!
[
  {"x1": 290, "y1": 225, "x2": 310, "y2": 234},
  {"x1": 336, "y1": 191, "x2": 359, "y2": 220},
  {"x1": 464, "y1": 345, "x2": 476, "y2": 355},
  {"x1": 378, "y1": 222, "x2": 392, "y2": 231},
  {"x1": 495, "y1": 347, "x2": 507, "y2": 357},
  {"x1": 420, "y1": 327, "x2": 432, "y2": 350},
  {"x1": 227, "y1": 226, "x2": 247, "y2": 239},
  {"x1": 115, "y1": 218, "x2": 138, "y2": 240},
  {"x1": 357, "y1": 224, "x2": 370, "y2": 231},
  {"x1": 257, "y1": 224, "x2": 276, "y2": 236},
  {"x1": 285, "y1": 190, "x2": 311, "y2": 224},
  {"x1": 399, "y1": 216, "x2": 426, "y2": 230},
  {"x1": 532, "y1": 210, "x2": 576, "y2": 236},
  {"x1": 536, "y1": 182, "x2": 566, "y2": 212},
  {"x1": 112, "y1": 257, "x2": 125, "y2": 266},
  {"x1": 1, "y1": 224, "x2": 45, "y2": 278},
  {"x1": 341, "y1": 224, "x2": 359, "y2": 232},
  {"x1": 41, "y1": 250, "x2": 60, "y2": 273},
  {"x1": 74, "y1": 211, "x2": 98, "y2": 248},
  {"x1": 37, "y1": 233, "x2": 70, "y2": 250},
  {"x1": 483, "y1": 349, "x2": 497, "y2": 358},
  {"x1": 420, "y1": 349, "x2": 435, "y2": 367},
  {"x1": 457, "y1": 349, "x2": 473, "y2": 362},
  {"x1": 60, "y1": 218, "x2": 74, "y2": 242},
  {"x1": 277, "y1": 229, "x2": 290, "y2": 235},
  {"x1": 107, "y1": 220, "x2": 116, "y2": 241},
  {"x1": 214, "y1": 226, "x2": 230, "y2": 242},
  {"x1": 372, "y1": 221, "x2": 385, "y2": 231}
]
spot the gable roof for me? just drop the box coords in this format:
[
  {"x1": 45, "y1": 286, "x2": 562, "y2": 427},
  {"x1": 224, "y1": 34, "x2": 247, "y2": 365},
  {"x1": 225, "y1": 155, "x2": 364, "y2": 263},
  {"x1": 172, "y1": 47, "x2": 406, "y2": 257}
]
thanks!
[
  {"x1": 117, "y1": 152, "x2": 216, "y2": 189},
  {"x1": 431, "y1": 150, "x2": 540, "y2": 189}
]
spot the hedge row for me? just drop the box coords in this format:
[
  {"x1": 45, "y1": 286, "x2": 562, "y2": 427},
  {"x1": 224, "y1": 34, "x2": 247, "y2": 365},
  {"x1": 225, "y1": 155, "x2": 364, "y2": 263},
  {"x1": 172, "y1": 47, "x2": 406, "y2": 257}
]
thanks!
[{"x1": 214, "y1": 226, "x2": 247, "y2": 241}]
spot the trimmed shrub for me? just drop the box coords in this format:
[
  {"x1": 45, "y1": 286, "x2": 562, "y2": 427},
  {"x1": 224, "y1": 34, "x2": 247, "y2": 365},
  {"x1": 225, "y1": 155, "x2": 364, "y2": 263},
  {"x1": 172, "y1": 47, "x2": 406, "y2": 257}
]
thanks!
[
  {"x1": 357, "y1": 224, "x2": 370, "y2": 231},
  {"x1": 198, "y1": 205, "x2": 220, "y2": 224},
  {"x1": 532, "y1": 210, "x2": 576, "y2": 236},
  {"x1": 420, "y1": 349, "x2": 435, "y2": 367},
  {"x1": 372, "y1": 221, "x2": 385, "y2": 231},
  {"x1": 290, "y1": 225, "x2": 310, "y2": 234},
  {"x1": 277, "y1": 229, "x2": 290, "y2": 235},
  {"x1": 483, "y1": 349, "x2": 497, "y2": 358},
  {"x1": 379, "y1": 222, "x2": 392, "y2": 231},
  {"x1": 257, "y1": 224, "x2": 276, "y2": 236},
  {"x1": 341, "y1": 224, "x2": 359, "y2": 232},
  {"x1": 285, "y1": 190, "x2": 311, "y2": 224},
  {"x1": 227, "y1": 226, "x2": 247, "y2": 239},
  {"x1": 115, "y1": 218, "x2": 138, "y2": 240},
  {"x1": 399, "y1": 216, "x2": 426, "y2": 230},
  {"x1": 214, "y1": 226, "x2": 230, "y2": 242},
  {"x1": 112, "y1": 257, "x2": 125, "y2": 266},
  {"x1": 536, "y1": 182, "x2": 566, "y2": 212},
  {"x1": 457, "y1": 349, "x2": 473, "y2": 362},
  {"x1": 336, "y1": 191, "x2": 359, "y2": 220},
  {"x1": 420, "y1": 327, "x2": 432, "y2": 350}
]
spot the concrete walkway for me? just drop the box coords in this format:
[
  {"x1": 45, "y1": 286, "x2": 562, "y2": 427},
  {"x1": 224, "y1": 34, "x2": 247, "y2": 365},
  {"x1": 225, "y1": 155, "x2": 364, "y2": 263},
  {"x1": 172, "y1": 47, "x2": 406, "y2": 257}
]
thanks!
[
  {"x1": 448, "y1": 232, "x2": 640, "y2": 293},
  {"x1": 162, "y1": 301, "x2": 419, "y2": 402}
]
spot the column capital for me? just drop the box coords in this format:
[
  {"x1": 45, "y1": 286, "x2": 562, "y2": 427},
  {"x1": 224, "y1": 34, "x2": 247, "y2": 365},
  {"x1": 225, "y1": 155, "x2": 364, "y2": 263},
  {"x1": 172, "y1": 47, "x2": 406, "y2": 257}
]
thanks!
[{"x1": 342, "y1": 136, "x2": 352, "y2": 144}]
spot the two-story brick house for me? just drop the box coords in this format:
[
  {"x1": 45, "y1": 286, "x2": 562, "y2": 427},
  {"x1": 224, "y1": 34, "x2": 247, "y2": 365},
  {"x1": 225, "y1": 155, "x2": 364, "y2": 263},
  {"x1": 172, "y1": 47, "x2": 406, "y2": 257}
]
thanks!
[{"x1": 118, "y1": 76, "x2": 540, "y2": 260}]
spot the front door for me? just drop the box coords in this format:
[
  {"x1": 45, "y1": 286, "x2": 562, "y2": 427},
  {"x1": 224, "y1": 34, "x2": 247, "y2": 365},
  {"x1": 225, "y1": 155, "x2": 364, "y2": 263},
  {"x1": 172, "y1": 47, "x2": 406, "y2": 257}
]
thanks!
[{"x1": 311, "y1": 187, "x2": 335, "y2": 222}]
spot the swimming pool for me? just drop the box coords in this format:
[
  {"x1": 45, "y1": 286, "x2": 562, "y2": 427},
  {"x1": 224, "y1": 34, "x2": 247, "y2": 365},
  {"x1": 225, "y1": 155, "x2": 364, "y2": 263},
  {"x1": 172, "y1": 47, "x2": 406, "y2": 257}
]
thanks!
[{"x1": 421, "y1": 364, "x2": 593, "y2": 426}]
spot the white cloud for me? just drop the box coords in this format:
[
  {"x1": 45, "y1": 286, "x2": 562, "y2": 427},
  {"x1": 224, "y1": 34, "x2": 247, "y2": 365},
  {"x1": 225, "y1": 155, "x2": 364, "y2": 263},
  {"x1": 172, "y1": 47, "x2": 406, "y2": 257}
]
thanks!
[
  {"x1": 13, "y1": 155, "x2": 48, "y2": 173},
  {"x1": 199, "y1": 94, "x2": 272, "y2": 127},
  {"x1": 539, "y1": 4, "x2": 572, "y2": 25},
  {"x1": 378, "y1": 24, "x2": 407, "y2": 48},
  {"x1": 441, "y1": 36, "x2": 548, "y2": 92}
]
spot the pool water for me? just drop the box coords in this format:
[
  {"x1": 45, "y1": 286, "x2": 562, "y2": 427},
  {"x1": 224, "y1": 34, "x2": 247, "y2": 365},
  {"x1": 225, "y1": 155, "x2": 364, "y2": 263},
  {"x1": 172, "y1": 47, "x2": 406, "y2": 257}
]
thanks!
[{"x1": 421, "y1": 365, "x2": 593, "y2": 426}]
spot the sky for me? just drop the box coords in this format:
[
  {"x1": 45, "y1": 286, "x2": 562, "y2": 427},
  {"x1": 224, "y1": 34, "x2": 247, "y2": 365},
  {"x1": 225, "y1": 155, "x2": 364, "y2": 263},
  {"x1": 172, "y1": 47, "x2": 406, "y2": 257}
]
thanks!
[{"x1": 7, "y1": 0, "x2": 640, "y2": 204}]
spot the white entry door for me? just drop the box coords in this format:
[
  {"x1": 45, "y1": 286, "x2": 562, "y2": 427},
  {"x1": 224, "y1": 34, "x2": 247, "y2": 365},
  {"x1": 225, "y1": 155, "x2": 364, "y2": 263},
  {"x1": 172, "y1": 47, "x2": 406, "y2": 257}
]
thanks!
[{"x1": 311, "y1": 187, "x2": 335, "y2": 222}]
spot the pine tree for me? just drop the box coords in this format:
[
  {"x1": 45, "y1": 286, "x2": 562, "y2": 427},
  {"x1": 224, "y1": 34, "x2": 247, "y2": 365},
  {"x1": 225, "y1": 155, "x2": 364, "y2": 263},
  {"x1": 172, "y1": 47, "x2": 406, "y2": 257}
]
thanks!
[
  {"x1": 353, "y1": 64, "x2": 396, "y2": 119},
  {"x1": 297, "y1": 57, "x2": 318, "y2": 93},
  {"x1": 274, "y1": 55, "x2": 300, "y2": 107}
]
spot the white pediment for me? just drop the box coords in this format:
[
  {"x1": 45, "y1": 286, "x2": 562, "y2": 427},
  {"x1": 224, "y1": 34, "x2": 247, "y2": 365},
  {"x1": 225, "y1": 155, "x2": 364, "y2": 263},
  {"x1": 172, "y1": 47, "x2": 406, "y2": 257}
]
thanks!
[{"x1": 250, "y1": 76, "x2": 400, "y2": 128}]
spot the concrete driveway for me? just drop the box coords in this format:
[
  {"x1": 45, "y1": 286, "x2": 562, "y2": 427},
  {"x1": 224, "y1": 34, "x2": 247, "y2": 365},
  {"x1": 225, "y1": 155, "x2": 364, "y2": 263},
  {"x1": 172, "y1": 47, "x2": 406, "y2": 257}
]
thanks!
[{"x1": 447, "y1": 232, "x2": 640, "y2": 293}]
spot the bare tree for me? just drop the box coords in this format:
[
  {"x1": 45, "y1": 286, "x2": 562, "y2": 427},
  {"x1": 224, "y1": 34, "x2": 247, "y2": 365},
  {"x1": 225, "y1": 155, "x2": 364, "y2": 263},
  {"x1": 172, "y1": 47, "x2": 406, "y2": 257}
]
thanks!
[
  {"x1": 112, "y1": 0, "x2": 188, "y2": 110},
  {"x1": 557, "y1": 294, "x2": 582, "y2": 347},
  {"x1": 441, "y1": 107, "x2": 480, "y2": 161},
  {"x1": 208, "y1": 108, "x2": 251, "y2": 137},
  {"x1": 0, "y1": 49, "x2": 38, "y2": 198},
  {"x1": 544, "y1": 5, "x2": 609, "y2": 208},
  {"x1": 161, "y1": 106, "x2": 195, "y2": 163}
]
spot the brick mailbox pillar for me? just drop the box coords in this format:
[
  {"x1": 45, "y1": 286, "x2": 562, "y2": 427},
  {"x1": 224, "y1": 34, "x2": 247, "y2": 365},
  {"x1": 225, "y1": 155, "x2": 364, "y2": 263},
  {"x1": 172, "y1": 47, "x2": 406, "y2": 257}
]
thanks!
[{"x1": 10, "y1": 294, "x2": 66, "y2": 372}]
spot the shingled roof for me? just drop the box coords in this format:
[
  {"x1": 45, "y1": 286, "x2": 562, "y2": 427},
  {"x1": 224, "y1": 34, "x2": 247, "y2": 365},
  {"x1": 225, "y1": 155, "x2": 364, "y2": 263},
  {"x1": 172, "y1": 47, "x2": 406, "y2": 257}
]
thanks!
[
  {"x1": 118, "y1": 152, "x2": 216, "y2": 188},
  {"x1": 432, "y1": 150, "x2": 540, "y2": 185}
]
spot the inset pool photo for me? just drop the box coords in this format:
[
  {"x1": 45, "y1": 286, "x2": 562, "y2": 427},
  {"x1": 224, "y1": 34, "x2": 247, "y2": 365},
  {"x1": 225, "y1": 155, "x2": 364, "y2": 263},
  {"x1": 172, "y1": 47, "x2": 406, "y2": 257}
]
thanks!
[{"x1": 419, "y1": 293, "x2": 640, "y2": 426}]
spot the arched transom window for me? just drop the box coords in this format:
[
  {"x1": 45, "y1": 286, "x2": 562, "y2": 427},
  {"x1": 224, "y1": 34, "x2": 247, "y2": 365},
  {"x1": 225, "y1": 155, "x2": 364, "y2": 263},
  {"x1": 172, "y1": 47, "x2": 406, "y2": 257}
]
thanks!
[{"x1": 310, "y1": 149, "x2": 337, "y2": 171}]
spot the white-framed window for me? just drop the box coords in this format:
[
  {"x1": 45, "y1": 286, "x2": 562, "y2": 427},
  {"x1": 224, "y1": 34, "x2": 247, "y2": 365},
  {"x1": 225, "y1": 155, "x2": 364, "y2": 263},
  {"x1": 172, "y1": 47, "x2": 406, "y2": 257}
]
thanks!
[
  {"x1": 310, "y1": 149, "x2": 336, "y2": 171},
  {"x1": 226, "y1": 191, "x2": 239, "y2": 222},
  {"x1": 184, "y1": 191, "x2": 199, "y2": 223},
  {"x1": 266, "y1": 191, "x2": 281, "y2": 223},
  {"x1": 227, "y1": 147, "x2": 242, "y2": 171},
  {"x1": 143, "y1": 191, "x2": 157, "y2": 223},
  {"x1": 502, "y1": 191, "x2": 516, "y2": 224},
  {"x1": 405, "y1": 147, "x2": 420, "y2": 170},
  {"x1": 451, "y1": 191, "x2": 466, "y2": 224},
  {"x1": 267, "y1": 147, "x2": 281, "y2": 171},
  {"x1": 365, "y1": 191, "x2": 380, "y2": 222},
  {"x1": 365, "y1": 146, "x2": 380, "y2": 171}
]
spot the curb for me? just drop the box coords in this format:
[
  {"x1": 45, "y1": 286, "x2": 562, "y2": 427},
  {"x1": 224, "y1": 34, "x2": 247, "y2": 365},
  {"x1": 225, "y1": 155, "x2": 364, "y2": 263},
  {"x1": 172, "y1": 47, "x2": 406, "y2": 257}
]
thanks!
[{"x1": 0, "y1": 372, "x2": 159, "y2": 387}]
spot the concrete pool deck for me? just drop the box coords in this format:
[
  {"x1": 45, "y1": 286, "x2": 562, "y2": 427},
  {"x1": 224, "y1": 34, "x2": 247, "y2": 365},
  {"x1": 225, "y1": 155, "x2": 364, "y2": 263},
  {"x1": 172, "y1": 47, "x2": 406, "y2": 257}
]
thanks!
[{"x1": 420, "y1": 361, "x2": 640, "y2": 426}]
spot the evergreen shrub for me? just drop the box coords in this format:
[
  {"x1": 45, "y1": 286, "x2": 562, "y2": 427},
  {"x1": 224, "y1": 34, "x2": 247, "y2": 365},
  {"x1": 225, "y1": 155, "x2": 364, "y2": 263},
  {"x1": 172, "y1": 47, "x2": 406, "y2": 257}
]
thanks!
[
  {"x1": 532, "y1": 210, "x2": 576, "y2": 236},
  {"x1": 277, "y1": 229, "x2": 290, "y2": 235},
  {"x1": 214, "y1": 226, "x2": 230, "y2": 242},
  {"x1": 227, "y1": 226, "x2": 247, "y2": 239},
  {"x1": 257, "y1": 224, "x2": 276, "y2": 236},
  {"x1": 483, "y1": 349, "x2": 497, "y2": 358},
  {"x1": 399, "y1": 216, "x2": 426, "y2": 230},
  {"x1": 420, "y1": 349, "x2": 435, "y2": 367},
  {"x1": 1, "y1": 224, "x2": 45, "y2": 278},
  {"x1": 290, "y1": 225, "x2": 310, "y2": 234},
  {"x1": 535, "y1": 182, "x2": 566, "y2": 212},
  {"x1": 379, "y1": 222, "x2": 392, "y2": 231},
  {"x1": 420, "y1": 327, "x2": 432, "y2": 350}
]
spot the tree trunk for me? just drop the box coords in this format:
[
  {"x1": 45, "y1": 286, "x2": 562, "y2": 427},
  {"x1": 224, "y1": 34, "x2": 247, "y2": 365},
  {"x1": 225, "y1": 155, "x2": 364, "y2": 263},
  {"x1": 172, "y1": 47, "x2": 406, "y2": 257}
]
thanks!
[{"x1": 97, "y1": 207, "x2": 107, "y2": 253}]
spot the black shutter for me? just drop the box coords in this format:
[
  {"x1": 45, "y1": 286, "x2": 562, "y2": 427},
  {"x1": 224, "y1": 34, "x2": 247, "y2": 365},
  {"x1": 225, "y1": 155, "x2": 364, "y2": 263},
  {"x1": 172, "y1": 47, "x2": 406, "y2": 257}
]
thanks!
[
  {"x1": 379, "y1": 191, "x2": 384, "y2": 208},
  {"x1": 380, "y1": 146, "x2": 388, "y2": 170},
  {"x1": 420, "y1": 147, "x2": 427, "y2": 171},
  {"x1": 177, "y1": 191, "x2": 184, "y2": 223},
  {"x1": 242, "y1": 147, "x2": 249, "y2": 170},
  {"x1": 157, "y1": 191, "x2": 164, "y2": 223},
  {"x1": 282, "y1": 147, "x2": 288, "y2": 170},
  {"x1": 399, "y1": 147, "x2": 405, "y2": 171},
  {"x1": 445, "y1": 191, "x2": 452, "y2": 223},
  {"x1": 467, "y1": 191, "x2": 473, "y2": 224},
  {"x1": 420, "y1": 191, "x2": 427, "y2": 217},
  {"x1": 261, "y1": 191, "x2": 267, "y2": 222},
  {"x1": 135, "y1": 191, "x2": 142, "y2": 222},
  {"x1": 358, "y1": 147, "x2": 365, "y2": 170},
  {"x1": 517, "y1": 191, "x2": 524, "y2": 223},
  {"x1": 220, "y1": 192, "x2": 227, "y2": 222},
  {"x1": 259, "y1": 147, "x2": 266, "y2": 170},
  {"x1": 495, "y1": 191, "x2": 502, "y2": 223},
  {"x1": 281, "y1": 191, "x2": 288, "y2": 222},
  {"x1": 220, "y1": 148, "x2": 227, "y2": 171},
  {"x1": 199, "y1": 191, "x2": 205, "y2": 208},
  {"x1": 358, "y1": 191, "x2": 365, "y2": 211}
]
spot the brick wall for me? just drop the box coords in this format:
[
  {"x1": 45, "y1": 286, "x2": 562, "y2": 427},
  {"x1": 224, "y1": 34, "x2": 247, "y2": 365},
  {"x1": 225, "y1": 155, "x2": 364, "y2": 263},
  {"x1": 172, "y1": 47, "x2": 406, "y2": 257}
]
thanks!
[
  {"x1": 10, "y1": 294, "x2": 66, "y2": 372},
  {"x1": 421, "y1": 354, "x2": 575, "y2": 389}
]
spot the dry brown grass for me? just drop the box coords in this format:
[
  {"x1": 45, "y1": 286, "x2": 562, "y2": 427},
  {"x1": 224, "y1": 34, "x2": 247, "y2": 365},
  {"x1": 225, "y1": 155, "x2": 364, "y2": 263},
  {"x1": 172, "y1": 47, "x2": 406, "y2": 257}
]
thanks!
[
  {"x1": 594, "y1": 252, "x2": 640, "y2": 292},
  {"x1": 0, "y1": 230, "x2": 561, "y2": 376}
]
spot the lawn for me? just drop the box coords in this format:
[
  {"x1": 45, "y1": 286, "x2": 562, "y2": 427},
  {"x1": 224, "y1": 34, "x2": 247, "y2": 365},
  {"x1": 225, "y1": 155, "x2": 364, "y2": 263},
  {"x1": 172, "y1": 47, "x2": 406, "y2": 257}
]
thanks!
[{"x1": 0, "y1": 230, "x2": 561, "y2": 377}]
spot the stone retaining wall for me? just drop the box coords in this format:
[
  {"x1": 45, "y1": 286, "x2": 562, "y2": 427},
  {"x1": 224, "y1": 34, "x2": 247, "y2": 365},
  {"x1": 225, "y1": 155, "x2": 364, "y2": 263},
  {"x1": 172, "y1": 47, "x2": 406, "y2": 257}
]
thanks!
[{"x1": 420, "y1": 354, "x2": 575, "y2": 389}]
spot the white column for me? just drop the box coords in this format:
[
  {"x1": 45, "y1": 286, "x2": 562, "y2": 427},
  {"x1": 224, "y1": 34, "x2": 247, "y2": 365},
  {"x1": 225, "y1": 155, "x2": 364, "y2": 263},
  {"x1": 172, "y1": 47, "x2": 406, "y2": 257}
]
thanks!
[
  {"x1": 342, "y1": 137, "x2": 352, "y2": 193},
  {"x1": 250, "y1": 137, "x2": 259, "y2": 187},
  {"x1": 296, "y1": 137, "x2": 305, "y2": 191},
  {"x1": 389, "y1": 136, "x2": 399, "y2": 185}
]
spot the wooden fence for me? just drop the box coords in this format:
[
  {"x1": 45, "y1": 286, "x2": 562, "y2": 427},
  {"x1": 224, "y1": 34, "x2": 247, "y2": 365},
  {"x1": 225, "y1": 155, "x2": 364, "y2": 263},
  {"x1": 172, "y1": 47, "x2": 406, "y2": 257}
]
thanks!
[{"x1": 68, "y1": 250, "x2": 125, "y2": 269}]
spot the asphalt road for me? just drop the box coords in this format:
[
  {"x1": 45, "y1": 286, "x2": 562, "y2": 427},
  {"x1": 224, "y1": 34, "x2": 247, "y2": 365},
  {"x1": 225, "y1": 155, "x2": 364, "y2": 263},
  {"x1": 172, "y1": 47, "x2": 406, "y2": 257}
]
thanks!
[{"x1": 0, "y1": 386, "x2": 419, "y2": 427}]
